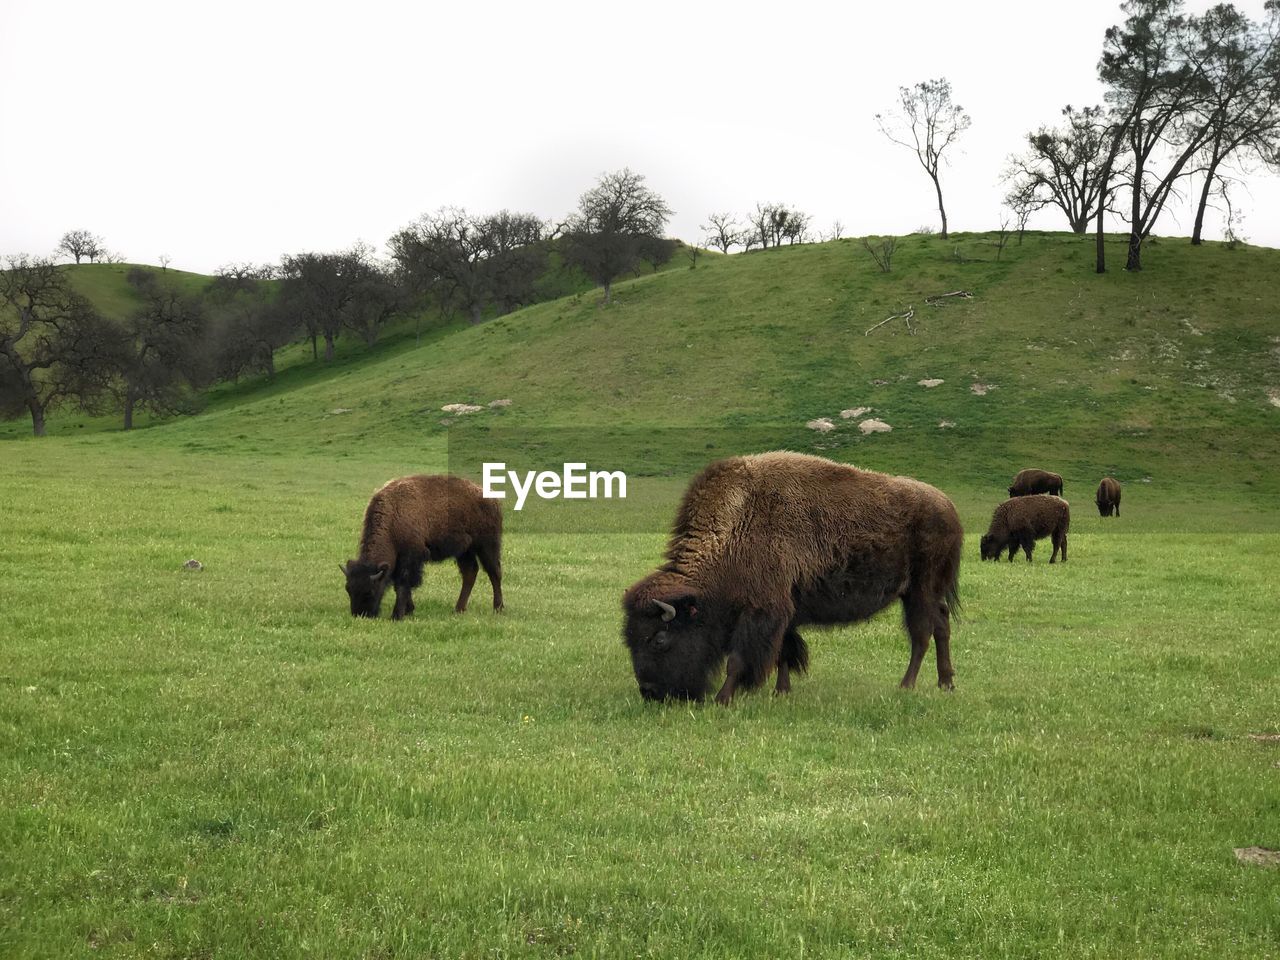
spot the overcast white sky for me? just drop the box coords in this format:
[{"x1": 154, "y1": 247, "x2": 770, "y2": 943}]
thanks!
[{"x1": 2, "y1": 0, "x2": 1277, "y2": 272}]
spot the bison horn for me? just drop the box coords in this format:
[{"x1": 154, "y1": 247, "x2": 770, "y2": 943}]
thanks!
[{"x1": 653, "y1": 599, "x2": 676, "y2": 622}]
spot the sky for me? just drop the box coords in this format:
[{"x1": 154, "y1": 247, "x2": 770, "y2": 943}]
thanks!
[{"x1": 2, "y1": 0, "x2": 1277, "y2": 273}]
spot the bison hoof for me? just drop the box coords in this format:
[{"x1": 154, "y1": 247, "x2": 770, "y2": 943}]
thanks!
[{"x1": 939, "y1": 678, "x2": 956, "y2": 691}]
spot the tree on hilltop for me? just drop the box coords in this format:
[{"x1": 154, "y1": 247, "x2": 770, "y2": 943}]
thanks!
[{"x1": 563, "y1": 169, "x2": 672, "y2": 304}]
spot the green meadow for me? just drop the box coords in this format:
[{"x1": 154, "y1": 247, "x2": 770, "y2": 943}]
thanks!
[{"x1": 2, "y1": 234, "x2": 1278, "y2": 958}]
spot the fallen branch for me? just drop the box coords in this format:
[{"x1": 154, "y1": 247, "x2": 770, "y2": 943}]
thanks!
[
  {"x1": 924, "y1": 290, "x2": 973, "y2": 306},
  {"x1": 865, "y1": 306, "x2": 915, "y2": 336}
]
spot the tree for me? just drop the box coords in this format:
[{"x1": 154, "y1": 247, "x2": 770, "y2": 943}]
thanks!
[
  {"x1": 1187, "y1": 2, "x2": 1280, "y2": 244},
  {"x1": 563, "y1": 168, "x2": 672, "y2": 303},
  {"x1": 876, "y1": 78, "x2": 971, "y2": 239},
  {"x1": 480, "y1": 211, "x2": 549, "y2": 314},
  {"x1": 278, "y1": 246, "x2": 371, "y2": 361},
  {"x1": 746, "y1": 203, "x2": 810, "y2": 249},
  {"x1": 1004, "y1": 105, "x2": 1123, "y2": 234},
  {"x1": 0, "y1": 255, "x2": 116, "y2": 435},
  {"x1": 343, "y1": 256, "x2": 406, "y2": 347},
  {"x1": 56, "y1": 230, "x2": 105, "y2": 265},
  {"x1": 116, "y1": 268, "x2": 208, "y2": 429},
  {"x1": 702, "y1": 213, "x2": 744, "y2": 254},
  {"x1": 207, "y1": 264, "x2": 293, "y2": 382},
  {"x1": 1099, "y1": 0, "x2": 1218, "y2": 270}
]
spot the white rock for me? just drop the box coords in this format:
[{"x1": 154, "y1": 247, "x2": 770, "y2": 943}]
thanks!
[
  {"x1": 441, "y1": 403, "x2": 484, "y2": 414},
  {"x1": 918, "y1": 378, "x2": 944, "y2": 388},
  {"x1": 488, "y1": 399, "x2": 513, "y2": 408},
  {"x1": 840, "y1": 407, "x2": 871, "y2": 419},
  {"x1": 805, "y1": 418, "x2": 836, "y2": 433},
  {"x1": 859, "y1": 419, "x2": 892, "y2": 434}
]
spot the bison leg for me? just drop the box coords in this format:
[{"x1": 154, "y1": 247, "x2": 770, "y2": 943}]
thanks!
[
  {"x1": 391, "y1": 584, "x2": 415, "y2": 620},
  {"x1": 1023, "y1": 537, "x2": 1035, "y2": 563},
  {"x1": 716, "y1": 610, "x2": 787, "y2": 704},
  {"x1": 899, "y1": 592, "x2": 934, "y2": 689},
  {"x1": 934, "y1": 602, "x2": 956, "y2": 691},
  {"x1": 476, "y1": 539, "x2": 504, "y2": 611},
  {"x1": 774, "y1": 626, "x2": 809, "y2": 695},
  {"x1": 454, "y1": 550, "x2": 479, "y2": 613}
]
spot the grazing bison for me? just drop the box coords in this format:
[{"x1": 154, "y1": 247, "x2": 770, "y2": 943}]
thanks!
[
  {"x1": 1096, "y1": 477, "x2": 1122, "y2": 517},
  {"x1": 342, "y1": 474, "x2": 503, "y2": 619},
  {"x1": 1008, "y1": 468, "x2": 1063, "y2": 498},
  {"x1": 980, "y1": 495, "x2": 1070, "y2": 564},
  {"x1": 621, "y1": 451, "x2": 963, "y2": 704}
]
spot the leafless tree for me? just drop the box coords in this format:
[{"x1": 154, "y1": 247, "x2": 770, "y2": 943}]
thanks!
[
  {"x1": 563, "y1": 168, "x2": 672, "y2": 303},
  {"x1": 686, "y1": 243, "x2": 702, "y2": 269},
  {"x1": 994, "y1": 218, "x2": 1013, "y2": 261},
  {"x1": 746, "y1": 202, "x2": 810, "y2": 249},
  {"x1": 861, "y1": 236, "x2": 897, "y2": 273},
  {"x1": 876, "y1": 78, "x2": 971, "y2": 239},
  {"x1": 56, "y1": 230, "x2": 105, "y2": 265},
  {"x1": 702, "y1": 213, "x2": 743, "y2": 254},
  {"x1": 0, "y1": 255, "x2": 116, "y2": 435},
  {"x1": 207, "y1": 263, "x2": 293, "y2": 381},
  {"x1": 159, "y1": 254, "x2": 171, "y2": 271},
  {"x1": 827, "y1": 220, "x2": 845, "y2": 241},
  {"x1": 116, "y1": 268, "x2": 208, "y2": 429},
  {"x1": 278, "y1": 246, "x2": 374, "y2": 361}
]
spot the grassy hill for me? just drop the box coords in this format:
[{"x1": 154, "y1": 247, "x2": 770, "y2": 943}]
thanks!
[{"x1": 2, "y1": 234, "x2": 1278, "y2": 958}]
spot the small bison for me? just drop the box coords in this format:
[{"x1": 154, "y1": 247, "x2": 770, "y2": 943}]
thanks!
[
  {"x1": 1096, "y1": 477, "x2": 1122, "y2": 517},
  {"x1": 622, "y1": 451, "x2": 963, "y2": 704},
  {"x1": 1008, "y1": 468, "x2": 1063, "y2": 498},
  {"x1": 342, "y1": 474, "x2": 503, "y2": 619},
  {"x1": 980, "y1": 495, "x2": 1070, "y2": 564}
]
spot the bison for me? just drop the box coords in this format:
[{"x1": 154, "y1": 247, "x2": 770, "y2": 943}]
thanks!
[
  {"x1": 621, "y1": 451, "x2": 963, "y2": 705},
  {"x1": 980, "y1": 494, "x2": 1070, "y2": 563},
  {"x1": 1096, "y1": 477, "x2": 1122, "y2": 517},
  {"x1": 1008, "y1": 468, "x2": 1063, "y2": 498},
  {"x1": 342, "y1": 474, "x2": 503, "y2": 619}
]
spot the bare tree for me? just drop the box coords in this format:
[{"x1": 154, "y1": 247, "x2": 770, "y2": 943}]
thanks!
[
  {"x1": 116, "y1": 268, "x2": 208, "y2": 429},
  {"x1": 746, "y1": 203, "x2": 810, "y2": 249},
  {"x1": 827, "y1": 220, "x2": 845, "y2": 241},
  {"x1": 159, "y1": 254, "x2": 172, "y2": 271},
  {"x1": 1187, "y1": 2, "x2": 1280, "y2": 244},
  {"x1": 278, "y1": 246, "x2": 372, "y2": 361},
  {"x1": 563, "y1": 168, "x2": 672, "y2": 303},
  {"x1": 876, "y1": 78, "x2": 971, "y2": 239},
  {"x1": 56, "y1": 230, "x2": 105, "y2": 265},
  {"x1": 861, "y1": 236, "x2": 897, "y2": 273},
  {"x1": 0, "y1": 255, "x2": 116, "y2": 435},
  {"x1": 207, "y1": 264, "x2": 293, "y2": 381},
  {"x1": 994, "y1": 218, "x2": 1013, "y2": 261},
  {"x1": 1004, "y1": 105, "x2": 1124, "y2": 234},
  {"x1": 702, "y1": 213, "x2": 743, "y2": 254},
  {"x1": 686, "y1": 243, "x2": 702, "y2": 269}
]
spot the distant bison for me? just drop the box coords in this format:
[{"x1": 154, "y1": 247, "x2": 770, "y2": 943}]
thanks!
[
  {"x1": 342, "y1": 474, "x2": 503, "y2": 619},
  {"x1": 980, "y1": 495, "x2": 1070, "y2": 564},
  {"x1": 1008, "y1": 468, "x2": 1063, "y2": 498},
  {"x1": 1096, "y1": 477, "x2": 1122, "y2": 517},
  {"x1": 622, "y1": 451, "x2": 963, "y2": 704}
]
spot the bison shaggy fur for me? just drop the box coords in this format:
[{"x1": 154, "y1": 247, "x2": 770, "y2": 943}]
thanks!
[
  {"x1": 1008, "y1": 468, "x2": 1063, "y2": 498},
  {"x1": 1096, "y1": 477, "x2": 1122, "y2": 517},
  {"x1": 622, "y1": 451, "x2": 963, "y2": 704},
  {"x1": 980, "y1": 494, "x2": 1070, "y2": 564},
  {"x1": 342, "y1": 474, "x2": 503, "y2": 619}
]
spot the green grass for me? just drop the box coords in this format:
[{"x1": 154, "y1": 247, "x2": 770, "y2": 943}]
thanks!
[{"x1": 2, "y1": 234, "x2": 1279, "y2": 957}]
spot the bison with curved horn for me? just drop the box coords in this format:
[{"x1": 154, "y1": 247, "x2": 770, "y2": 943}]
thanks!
[
  {"x1": 342, "y1": 474, "x2": 503, "y2": 619},
  {"x1": 622, "y1": 452, "x2": 963, "y2": 704}
]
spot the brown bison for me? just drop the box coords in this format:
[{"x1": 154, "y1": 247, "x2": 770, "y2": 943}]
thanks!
[
  {"x1": 1008, "y1": 468, "x2": 1063, "y2": 498},
  {"x1": 621, "y1": 451, "x2": 963, "y2": 705},
  {"x1": 342, "y1": 474, "x2": 503, "y2": 619},
  {"x1": 1096, "y1": 477, "x2": 1122, "y2": 517},
  {"x1": 980, "y1": 495, "x2": 1070, "y2": 563}
]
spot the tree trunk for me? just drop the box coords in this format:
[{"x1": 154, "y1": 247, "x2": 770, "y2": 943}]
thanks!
[
  {"x1": 602, "y1": 280, "x2": 612, "y2": 304},
  {"x1": 29, "y1": 398, "x2": 46, "y2": 437},
  {"x1": 265, "y1": 352, "x2": 276, "y2": 379},
  {"x1": 1126, "y1": 156, "x2": 1143, "y2": 271},
  {"x1": 468, "y1": 303, "x2": 483, "y2": 325},
  {"x1": 933, "y1": 175, "x2": 949, "y2": 240},
  {"x1": 1125, "y1": 232, "x2": 1143, "y2": 271},
  {"x1": 310, "y1": 334, "x2": 318, "y2": 360},
  {"x1": 1095, "y1": 194, "x2": 1107, "y2": 275},
  {"x1": 1191, "y1": 161, "x2": 1220, "y2": 246},
  {"x1": 324, "y1": 333, "x2": 336, "y2": 362},
  {"x1": 123, "y1": 389, "x2": 135, "y2": 430}
]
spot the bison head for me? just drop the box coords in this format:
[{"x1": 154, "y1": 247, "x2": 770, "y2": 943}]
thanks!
[
  {"x1": 622, "y1": 589, "x2": 722, "y2": 702},
  {"x1": 342, "y1": 560, "x2": 391, "y2": 617},
  {"x1": 979, "y1": 534, "x2": 1001, "y2": 561}
]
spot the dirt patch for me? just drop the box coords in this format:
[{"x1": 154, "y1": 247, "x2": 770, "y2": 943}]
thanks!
[
  {"x1": 806, "y1": 418, "x2": 836, "y2": 433},
  {"x1": 859, "y1": 419, "x2": 892, "y2": 435},
  {"x1": 442, "y1": 403, "x2": 484, "y2": 414},
  {"x1": 1267, "y1": 389, "x2": 1280, "y2": 409},
  {"x1": 488, "y1": 399, "x2": 513, "y2": 408},
  {"x1": 329, "y1": 407, "x2": 352, "y2": 415},
  {"x1": 1234, "y1": 846, "x2": 1280, "y2": 867},
  {"x1": 918, "y1": 378, "x2": 944, "y2": 388},
  {"x1": 1180, "y1": 319, "x2": 1204, "y2": 336},
  {"x1": 1247, "y1": 733, "x2": 1280, "y2": 742},
  {"x1": 970, "y1": 383, "x2": 996, "y2": 396},
  {"x1": 871, "y1": 378, "x2": 889, "y2": 386},
  {"x1": 840, "y1": 407, "x2": 872, "y2": 419},
  {"x1": 938, "y1": 420, "x2": 955, "y2": 429}
]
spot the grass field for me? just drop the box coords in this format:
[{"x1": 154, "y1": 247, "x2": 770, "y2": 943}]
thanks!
[{"x1": 2, "y1": 234, "x2": 1279, "y2": 957}]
